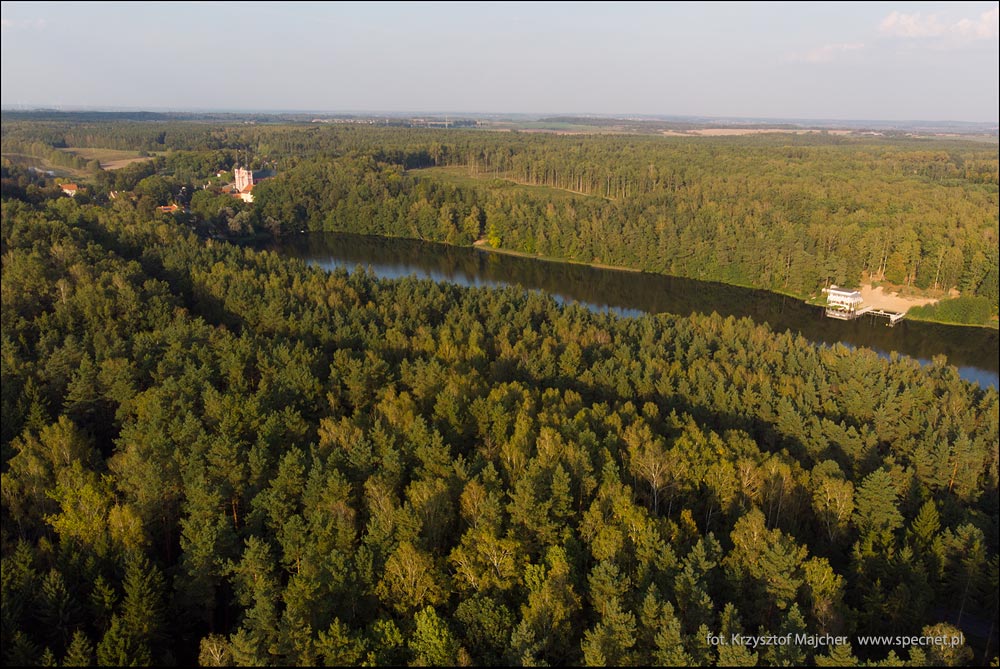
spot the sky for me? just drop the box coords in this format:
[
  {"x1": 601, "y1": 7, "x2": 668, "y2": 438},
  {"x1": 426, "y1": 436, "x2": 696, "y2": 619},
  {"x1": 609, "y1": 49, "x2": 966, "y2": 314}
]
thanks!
[{"x1": 1, "y1": 1, "x2": 998, "y2": 122}]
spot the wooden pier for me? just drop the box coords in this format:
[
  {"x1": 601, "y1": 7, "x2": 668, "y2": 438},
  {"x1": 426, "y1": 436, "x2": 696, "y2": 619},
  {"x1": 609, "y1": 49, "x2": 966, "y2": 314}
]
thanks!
[
  {"x1": 824, "y1": 305, "x2": 905, "y2": 326},
  {"x1": 868, "y1": 309, "x2": 906, "y2": 326}
]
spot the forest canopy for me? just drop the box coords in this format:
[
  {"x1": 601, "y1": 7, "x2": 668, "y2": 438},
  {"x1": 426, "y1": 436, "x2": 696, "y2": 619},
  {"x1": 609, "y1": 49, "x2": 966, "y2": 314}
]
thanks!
[{"x1": 1, "y1": 157, "x2": 997, "y2": 665}]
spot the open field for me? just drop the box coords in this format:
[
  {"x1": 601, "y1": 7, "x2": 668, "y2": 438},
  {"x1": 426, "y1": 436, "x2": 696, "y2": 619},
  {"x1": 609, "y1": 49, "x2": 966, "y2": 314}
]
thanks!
[
  {"x1": 661, "y1": 128, "x2": 857, "y2": 137},
  {"x1": 410, "y1": 165, "x2": 605, "y2": 200},
  {"x1": 57, "y1": 147, "x2": 154, "y2": 170},
  {"x1": 2, "y1": 146, "x2": 154, "y2": 178}
]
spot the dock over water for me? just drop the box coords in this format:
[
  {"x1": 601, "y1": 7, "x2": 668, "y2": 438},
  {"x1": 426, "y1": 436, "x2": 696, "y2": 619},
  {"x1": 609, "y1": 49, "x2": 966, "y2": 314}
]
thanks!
[
  {"x1": 822, "y1": 286, "x2": 905, "y2": 326},
  {"x1": 868, "y1": 309, "x2": 906, "y2": 326},
  {"x1": 824, "y1": 305, "x2": 905, "y2": 326}
]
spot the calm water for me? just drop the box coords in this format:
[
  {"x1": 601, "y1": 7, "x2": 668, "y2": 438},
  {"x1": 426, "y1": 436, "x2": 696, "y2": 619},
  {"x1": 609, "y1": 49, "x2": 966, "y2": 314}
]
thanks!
[{"x1": 265, "y1": 232, "x2": 999, "y2": 389}]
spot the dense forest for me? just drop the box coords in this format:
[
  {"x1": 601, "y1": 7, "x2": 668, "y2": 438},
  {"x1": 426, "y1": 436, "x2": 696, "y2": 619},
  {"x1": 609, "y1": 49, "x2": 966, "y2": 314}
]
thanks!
[
  {"x1": 1, "y1": 159, "x2": 997, "y2": 665},
  {"x1": 2, "y1": 120, "x2": 997, "y2": 325}
]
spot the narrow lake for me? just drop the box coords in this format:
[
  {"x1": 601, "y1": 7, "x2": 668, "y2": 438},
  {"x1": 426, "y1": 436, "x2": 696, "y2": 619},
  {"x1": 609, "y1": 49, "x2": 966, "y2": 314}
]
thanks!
[{"x1": 265, "y1": 232, "x2": 999, "y2": 389}]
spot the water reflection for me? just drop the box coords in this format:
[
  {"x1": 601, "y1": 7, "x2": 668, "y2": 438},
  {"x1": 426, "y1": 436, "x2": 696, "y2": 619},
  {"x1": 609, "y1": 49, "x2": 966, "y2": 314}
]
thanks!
[{"x1": 265, "y1": 233, "x2": 999, "y2": 389}]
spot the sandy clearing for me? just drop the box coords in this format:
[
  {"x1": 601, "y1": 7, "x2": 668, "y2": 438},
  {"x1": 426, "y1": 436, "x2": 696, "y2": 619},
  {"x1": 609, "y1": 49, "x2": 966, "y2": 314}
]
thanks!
[
  {"x1": 859, "y1": 284, "x2": 939, "y2": 313},
  {"x1": 695, "y1": 128, "x2": 816, "y2": 136}
]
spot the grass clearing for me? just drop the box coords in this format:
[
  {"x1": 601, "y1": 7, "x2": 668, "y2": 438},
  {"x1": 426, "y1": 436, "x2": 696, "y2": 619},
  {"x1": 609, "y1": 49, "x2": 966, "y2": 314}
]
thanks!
[
  {"x1": 57, "y1": 147, "x2": 154, "y2": 170},
  {"x1": 410, "y1": 165, "x2": 605, "y2": 201}
]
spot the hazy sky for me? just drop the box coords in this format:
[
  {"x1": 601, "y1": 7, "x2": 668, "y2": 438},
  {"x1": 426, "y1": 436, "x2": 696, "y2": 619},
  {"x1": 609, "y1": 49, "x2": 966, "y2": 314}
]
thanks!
[{"x1": 2, "y1": 1, "x2": 998, "y2": 121}]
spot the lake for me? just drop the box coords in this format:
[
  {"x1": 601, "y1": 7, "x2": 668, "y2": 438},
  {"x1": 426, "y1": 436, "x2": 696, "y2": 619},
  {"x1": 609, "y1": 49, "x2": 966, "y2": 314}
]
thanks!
[{"x1": 265, "y1": 232, "x2": 999, "y2": 389}]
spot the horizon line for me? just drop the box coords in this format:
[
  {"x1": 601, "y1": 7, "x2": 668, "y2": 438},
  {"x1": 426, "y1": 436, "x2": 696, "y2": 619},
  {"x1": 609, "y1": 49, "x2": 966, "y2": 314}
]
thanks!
[{"x1": 2, "y1": 105, "x2": 997, "y2": 128}]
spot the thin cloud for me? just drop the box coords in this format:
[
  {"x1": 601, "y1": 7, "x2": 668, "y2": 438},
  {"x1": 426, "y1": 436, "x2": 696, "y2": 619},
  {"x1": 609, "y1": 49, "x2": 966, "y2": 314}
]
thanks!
[
  {"x1": 953, "y1": 7, "x2": 1000, "y2": 40},
  {"x1": 791, "y1": 42, "x2": 865, "y2": 64},
  {"x1": 0, "y1": 18, "x2": 47, "y2": 31},
  {"x1": 879, "y1": 7, "x2": 999, "y2": 42}
]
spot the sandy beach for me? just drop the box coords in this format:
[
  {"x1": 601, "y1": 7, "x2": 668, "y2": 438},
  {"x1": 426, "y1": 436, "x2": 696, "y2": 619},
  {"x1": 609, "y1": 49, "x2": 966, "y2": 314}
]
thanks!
[{"x1": 859, "y1": 284, "x2": 939, "y2": 313}]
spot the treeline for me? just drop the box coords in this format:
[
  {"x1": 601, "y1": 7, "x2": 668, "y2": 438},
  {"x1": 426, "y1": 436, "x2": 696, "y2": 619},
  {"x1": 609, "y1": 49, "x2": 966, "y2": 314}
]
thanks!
[
  {"x1": 908, "y1": 297, "x2": 997, "y2": 326},
  {"x1": 0, "y1": 162, "x2": 65, "y2": 204},
  {"x1": 2, "y1": 190, "x2": 997, "y2": 665},
  {"x1": 0, "y1": 138, "x2": 102, "y2": 173},
  {"x1": 252, "y1": 148, "x2": 998, "y2": 307},
  {"x1": 252, "y1": 158, "x2": 482, "y2": 245},
  {"x1": 2, "y1": 121, "x2": 217, "y2": 154}
]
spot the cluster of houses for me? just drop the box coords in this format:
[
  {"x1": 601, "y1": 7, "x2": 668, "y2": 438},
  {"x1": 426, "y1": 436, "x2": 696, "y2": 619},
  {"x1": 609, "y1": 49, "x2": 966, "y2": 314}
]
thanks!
[{"x1": 58, "y1": 162, "x2": 274, "y2": 211}]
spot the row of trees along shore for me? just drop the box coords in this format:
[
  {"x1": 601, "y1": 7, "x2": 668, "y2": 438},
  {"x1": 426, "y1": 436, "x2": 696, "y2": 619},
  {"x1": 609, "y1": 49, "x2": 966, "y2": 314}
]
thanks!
[{"x1": 1, "y1": 164, "x2": 997, "y2": 665}]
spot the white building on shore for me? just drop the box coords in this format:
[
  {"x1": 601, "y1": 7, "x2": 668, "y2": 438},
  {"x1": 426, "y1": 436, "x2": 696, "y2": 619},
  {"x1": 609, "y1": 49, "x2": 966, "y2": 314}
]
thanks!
[
  {"x1": 823, "y1": 286, "x2": 865, "y2": 319},
  {"x1": 824, "y1": 286, "x2": 863, "y2": 311}
]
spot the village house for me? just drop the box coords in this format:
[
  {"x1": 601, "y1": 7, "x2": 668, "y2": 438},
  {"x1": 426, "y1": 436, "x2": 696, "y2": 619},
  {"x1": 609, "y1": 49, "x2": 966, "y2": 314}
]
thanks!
[{"x1": 61, "y1": 183, "x2": 79, "y2": 197}]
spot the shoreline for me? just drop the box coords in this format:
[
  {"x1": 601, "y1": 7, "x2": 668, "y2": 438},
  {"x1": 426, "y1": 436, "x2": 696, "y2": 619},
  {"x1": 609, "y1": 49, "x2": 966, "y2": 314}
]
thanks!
[
  {"x1": 471, "y1": 239, "x2": 643, "y2": 274},
  {"x1": 905, "y1": 315, "x2": 999, "y2": 330},
  {"x1": 473, "y1": 241, "x2": 997, "y2": 330},
  {"x1": 472, "y1": 242, "x2": 863, "y2": 307},
  {"x1": 307, "y1": 231, "x2": 997, "y2": 332}
]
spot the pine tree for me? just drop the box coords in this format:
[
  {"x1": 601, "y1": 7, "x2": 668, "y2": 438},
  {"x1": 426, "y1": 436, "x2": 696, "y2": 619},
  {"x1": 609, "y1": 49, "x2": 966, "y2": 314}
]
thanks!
[
  {"x1": 580, "y1": 597, "x2": 637, "y2": 667},
  {"x1": 4, "y1": 631, "x2": 40, "y2": 666},
  {"x1": 120, "y1": 554, "x2": 167, "y2": 650},
  {"x1": 716, "y1": 603, "x2": 758, "y2": 667},
  {"x1": 365, "y1": 618, "x2": 406, "y2": 667},
  {"x1": 852, "y1": 469, "x2": 903, "y2": 540},
  {"x1": 652, "y1": 601, "x2": 692, "y2": 666},
  {"x1": 315, "y1": 619, "x2": 364, "y2": 667},
  {"x1": 96, "y1": 615, "x2": 151, "y2": 667},
  {"x1": 454, "y1": 595, "x2": 515, "y2": 666},
  {"x1": 228, "y1": 627, "x2": 267, "y2": 667},
  {"x1": 815, "y1": 643, "x2": 859, "y2": 666},
  {"x1": 36, "y1": 568, "x2": 82, "y2": 650},
  {"x1": 1, "y1": 542, "x2": 38, "y2": 644},
  {"x1": 762, "y1": 603, "x2": 808, "y2": 667},
  {"x1": 87, "y1": 574, "x2": 118, "y2": 635},
  {"x1": 409, "y1": 606, "x2": 459, "y2": 666},
  {"x1": 907, "y1": 499, "x2": 940, "y2": 554},
  {"x1": 62, "y1": 630, "x2": 95, "y2": 667}
]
